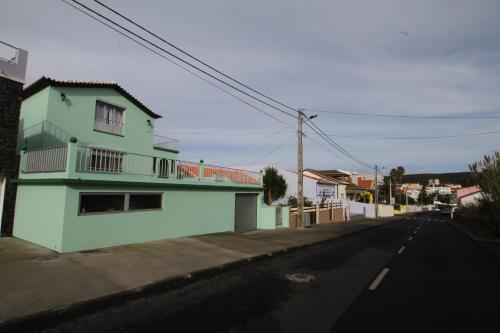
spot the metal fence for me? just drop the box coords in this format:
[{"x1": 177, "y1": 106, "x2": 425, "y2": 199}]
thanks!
[
  {"x1": 22, "y1": 146, "x2": 67, "y2": 173},
  {"x1": 76, "y1": 146, "x2": 157, "y2": 176},
  {"x1": 177, "y1": 160, "x2": 200, "y2": 179},
  {"x1": 154, "y1": 137, "x2": 179, "y2": 151},
  {"x1": 22, "y1": 144, "x2": 261, "y2": 185},
  {"x1": 204, "y1": 164, "x2": 261, "y2": 185}
]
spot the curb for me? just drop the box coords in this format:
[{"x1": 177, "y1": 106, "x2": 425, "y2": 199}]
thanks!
[
  {"x1": 0, "y1": 218, "x2": 397, "y2": 331},
  {"x1": 450, "y1": 221, "x2": 500, "y2": 263}
]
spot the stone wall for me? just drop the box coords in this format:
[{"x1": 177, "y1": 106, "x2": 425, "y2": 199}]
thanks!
[{"x1": 0, "y1": 76, "x2": 23, "y2": 235}]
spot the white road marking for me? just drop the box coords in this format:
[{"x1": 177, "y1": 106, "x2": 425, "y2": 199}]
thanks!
[
  {"x1": 409, "y1": 236, "x2": 413, "y2": 241},
  {"x1": 398, "y1": 246, "x2": 406, "y2": 254},
  {"x1": 369, "y1": 268, "x2": 390, "y2": 291},
  {"x1": 414, "y1": 230, "x2": 418, "y2": 234}
]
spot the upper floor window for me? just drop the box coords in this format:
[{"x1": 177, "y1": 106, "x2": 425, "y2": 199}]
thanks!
[{"x1": 94, "y1": 101, "x2": 124, "y2": 136}]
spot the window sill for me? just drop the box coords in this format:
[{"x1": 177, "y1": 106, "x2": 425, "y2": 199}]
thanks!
[
  {"x1": 79, "y1": 208, "x2": 163, "y2": 216},
  {"x1": 93, "y1": 129, "x2": 125, "y2": 137}
]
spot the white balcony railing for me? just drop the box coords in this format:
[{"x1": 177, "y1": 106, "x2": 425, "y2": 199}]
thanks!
[
  {"x1": 94, "y1": 117, "x2": 123, "y2": 136},
  {"x1": 20, "y1": 144, "x2": 262, "y2": 186},
  {"x1": 21, "y1": 146, "x2": 68, "y2": 173}
]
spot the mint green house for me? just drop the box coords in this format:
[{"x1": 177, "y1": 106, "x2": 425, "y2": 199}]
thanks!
[{"x1": 14, "y1": 77, "x2": 288, "y2": 253}]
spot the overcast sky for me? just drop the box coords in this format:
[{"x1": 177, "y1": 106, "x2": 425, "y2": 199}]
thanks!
[{"x1": 2, "y1": 0, "x2": 500, "y2": 175}]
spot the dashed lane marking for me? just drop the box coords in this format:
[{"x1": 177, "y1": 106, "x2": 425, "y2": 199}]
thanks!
[
  {"x1": 369, "y1": 268, "x2": 390, "y2": 291},
  {"x1": 398, "y1": 246, "x2": 406, "y2": 254},
  {"x1": 409, "y1": 236, "x2": 414, "y2": 241},
  {"x1": 414, "y1": 230, "x2": 418, "y2": 234}
]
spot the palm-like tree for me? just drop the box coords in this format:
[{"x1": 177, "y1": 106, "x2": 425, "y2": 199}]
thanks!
[
  {"x1": 263, "y1": 166, "x2": 288, "y2": 205},
  {"x1": 390, "y1": 166, "x2": 406, "y2": 203}
]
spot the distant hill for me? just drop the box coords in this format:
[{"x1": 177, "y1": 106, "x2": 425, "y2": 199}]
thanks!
[{"x1": 401, "y1": 172, "x2": 474, "y2": 187}]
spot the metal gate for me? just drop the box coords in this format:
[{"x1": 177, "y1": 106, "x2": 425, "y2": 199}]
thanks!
[
  {"x1": 275, "y1": 206, "x2": 282, "y2": 226},
  {"x1": 234, "y1": 193, "x2": 257, "y2": 233}
]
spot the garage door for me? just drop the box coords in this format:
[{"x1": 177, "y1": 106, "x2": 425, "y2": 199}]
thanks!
[{"x1": 235, "y1": 193, "x2": 257, "y2": 233}]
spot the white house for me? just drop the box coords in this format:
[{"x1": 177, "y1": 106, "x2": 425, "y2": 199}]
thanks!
[{"x1": 273, "y1": 168, "x2": 342, "y2": 205}]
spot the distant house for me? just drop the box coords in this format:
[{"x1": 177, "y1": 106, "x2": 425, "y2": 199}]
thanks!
[
  {"x1": 313, "y1": 169, "x2": 367, "y2": 201},
  {"x1": 13, "y1": 77, "x2": 283, "y2": 253},
  {"x1": 269, "y1": 168, "x2": 343, "y2": 205},
  {"x1": 0, "y1": 42, "x2": 28, "y2": 235},
  {"x1": 456, "y1": 185, "x2": 483, "y2": 207}
]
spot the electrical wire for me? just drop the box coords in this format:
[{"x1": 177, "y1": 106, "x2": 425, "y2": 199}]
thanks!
[
  {"x1": 219, "y1": 128, "x2": 289, "y2": 162},
  {"x1": 67, "y1": 0, "x2": 298, "y2": 120},
  {"x1": 92, "y1": 0, "x2": 299, "y2": 114},
  {"x1": 245, "y1": 133, "x2": 296, "y2": 166},
  {"x1": 303, "y1": 117, "x2": 374, "y2": 169},
  {"x1": 306, "y1": 108, "x2": 500, "y2": 119},
  {"x1": 61, "y1": 0, "x2": 378, "y2": 170},
  {"x1": 60, "y1": 0, "x2": 295, "y2": 130},
  {"x1": 322, "y1": 129, "x2": 500, "y2": 140}
]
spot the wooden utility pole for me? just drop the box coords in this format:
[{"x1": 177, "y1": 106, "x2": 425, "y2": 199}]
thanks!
[
  {"x1": 297, "y1": 108, "x2": 304, "y2": 228},
  {"x1": 374, "y1": 165, "x2": 379, "y2": 218},
  {"x1": 389, "y1": 178, "x2": 393, "y2": 205}
]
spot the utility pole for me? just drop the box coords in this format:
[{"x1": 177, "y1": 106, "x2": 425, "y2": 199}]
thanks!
[
  {"x1": 297, "y1": 108, "x2": 304, "y2": 228},
  {"x1": 374, "y1": 165, "x2": 379, "y2": 218},
  {"x1": 389, "y1": 178, "x2": 393, "y2": 205}
]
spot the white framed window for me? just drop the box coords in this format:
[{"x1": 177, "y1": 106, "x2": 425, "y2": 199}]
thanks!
[
  {"x1": 79, "y1": 192, "x2": 163, "y2": 215},
  {"x1": 94, "y1": 101, "x2": 124, "y2": 135}
]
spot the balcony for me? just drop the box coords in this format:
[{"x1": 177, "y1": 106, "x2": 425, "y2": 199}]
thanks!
[
  {"x1": 0, "y1": 40, "x2": 28, "y2": 84},
  {"x1": 19, "y1": 143, "x2": 262, "y2": 187},
  {"x1": 153, "y1": 136, "x2": 178, "y2": 152},
  {"x1": 94, "y1": 117, "x2": 123, "y2": 136}
]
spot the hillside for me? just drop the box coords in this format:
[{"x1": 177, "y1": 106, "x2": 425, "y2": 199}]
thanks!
[{"x1": 401, "y1": 172, "x2": 474, "y2": 187}]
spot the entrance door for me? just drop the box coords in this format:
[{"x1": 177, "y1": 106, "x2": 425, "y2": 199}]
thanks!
[{"x1": 235, "y1": 193, "x2": 257, "y2": 233}]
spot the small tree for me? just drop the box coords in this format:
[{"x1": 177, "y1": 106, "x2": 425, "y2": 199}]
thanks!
[
  {"x1": 288, "y1": 196, "x2": 313, "y2": 208},
  {"x1": 469, "y1": 151, "x2": 500, "y2": 234},
  {"x1": 263, "y1": 166, "x2": 287, "y2": 205}
]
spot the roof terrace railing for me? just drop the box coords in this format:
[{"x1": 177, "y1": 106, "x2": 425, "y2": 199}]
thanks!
[
  {"x1": 153, "y1": 136, "x2": 178, "y2": 151},
  {"x1": 20, "y1": 144, "x2": 262, "y2": 186}
]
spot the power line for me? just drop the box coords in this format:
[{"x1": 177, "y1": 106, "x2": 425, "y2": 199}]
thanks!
[
  {"x1": 246, "y1": 133, "x2": 296, "y2": 166},
  {"x1": 219, "y1": 128, "x2": 289, "y2": 162},
  {"x1": 323, "y1": 129, "x2": 500, "y2": 140},
  {"x1": 66, "y1": 0, "x2": 298, "y2": 120},
  {"x1": 61, "y1": 0, "x2": 295, "y2": 130},
  {"x1": 156, "y1": 128, "x2": 500, "y2": 140},
  {"x1": 303, "y1": 118, "x2": 374, "y2": 169},
  {"x1": 92, "y1": 0, "x2": 298, "y2": 114},
  {"x1": 62, "y1": 0, "x2": 378, "y2": 170},
  {"x1": 306, "y1": 108, "x2": 500, "y2": 119}
]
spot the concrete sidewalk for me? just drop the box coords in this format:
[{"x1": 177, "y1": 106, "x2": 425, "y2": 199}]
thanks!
[{"x1": 0, "y1": 217, "x2": 397, "y2": 326}]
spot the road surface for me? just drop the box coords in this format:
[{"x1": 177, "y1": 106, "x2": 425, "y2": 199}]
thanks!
[{"x1": 10, "y1": 213, "x2": 500, "y2": 332}]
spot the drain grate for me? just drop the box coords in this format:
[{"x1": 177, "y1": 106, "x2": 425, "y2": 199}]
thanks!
[{"x1": 285, "y1": 272, "x2": 316, "y2": 283}]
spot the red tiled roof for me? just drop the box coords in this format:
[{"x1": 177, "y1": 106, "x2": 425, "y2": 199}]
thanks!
[{"x1": 357, "y1": 177, "x2": 374, "y2": 190}]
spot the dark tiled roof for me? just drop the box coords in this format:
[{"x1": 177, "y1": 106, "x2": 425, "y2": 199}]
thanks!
[
  {"x1": 23, "y1": 76, "x2": 161, "y2": 119},
  {"x1": 306, "y1": 168, "x2": 351, "y2": 185}
]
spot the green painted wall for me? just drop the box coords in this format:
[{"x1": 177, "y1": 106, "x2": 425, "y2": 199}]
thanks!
[
  {"x1": 17, "y1": 87, "x2": 50, "y2": 151},
  {"x1": 12, "y1": 185, "x2": 66, "y2": 251},
  {"x1": 19, "y1": 86, "x2": 177, "y2": 160},
  {"x1": 57, "y1": 185, "x2": 260, "y2": 252}
]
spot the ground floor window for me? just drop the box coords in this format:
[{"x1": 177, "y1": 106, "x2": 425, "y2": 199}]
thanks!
[{"x1": 79, "y1": 192, "x2": 162, "y2": 215}]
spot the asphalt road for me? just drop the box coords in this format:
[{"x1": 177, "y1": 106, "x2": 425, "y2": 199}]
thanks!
[{"x1": 14, "y1": 213, "x2": 500, "y2": 332}]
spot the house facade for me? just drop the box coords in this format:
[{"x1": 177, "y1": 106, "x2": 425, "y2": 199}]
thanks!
[
  {"x1": 14, "y1": 77, "x2": 283, "y2": 253},
  {"x1": 0, "y1": 42, "x2": 28, "y2": 235},
  {"x1": 272, "y1": 168, "x2": 344, "y2": 205}
]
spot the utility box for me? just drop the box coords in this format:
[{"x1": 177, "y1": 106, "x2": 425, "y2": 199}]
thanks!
[{"x1": 304, "y1": 212, "x2": 311, "y2": 228}]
